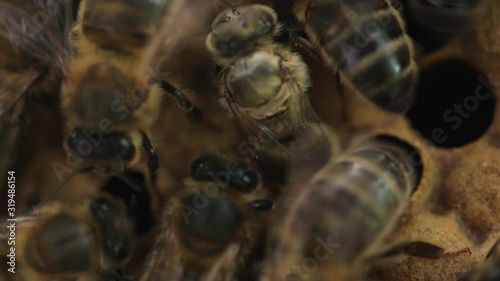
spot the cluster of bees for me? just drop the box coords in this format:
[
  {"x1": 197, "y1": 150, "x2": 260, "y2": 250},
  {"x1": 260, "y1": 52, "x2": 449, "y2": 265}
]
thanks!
[{"x1": 0, "y1": 0, "x2": 498, "y2": 281}]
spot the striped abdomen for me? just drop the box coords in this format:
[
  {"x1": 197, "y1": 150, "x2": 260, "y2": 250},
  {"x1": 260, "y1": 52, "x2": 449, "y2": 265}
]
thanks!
[
  {"x1": 297, "y1": 0, "x2": 417, "y2": 112},
  {"x1": 81, "y1": 0, "x2": 171, "y2": 53},
  {"x1": 292, "y1": 136, "x2": 418, "y2": 262}
]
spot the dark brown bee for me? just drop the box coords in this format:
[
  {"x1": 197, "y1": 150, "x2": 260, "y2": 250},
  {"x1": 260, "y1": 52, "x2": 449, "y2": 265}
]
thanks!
[
  {"x1": 140, "y1": 153, "x2": 273, "y2": 281},
  {"x1": 261, "y1": 135, "x2": 467, "y2": 281},
  {"x1": 0, "y1": 194, "x2": 134, "y2": 281},
  {"x1": 403, "y1": 0, "x2": 486, "y2": 47},
  {"x1": 293, "y1": 0, "x2": 418, "y2": 112}
]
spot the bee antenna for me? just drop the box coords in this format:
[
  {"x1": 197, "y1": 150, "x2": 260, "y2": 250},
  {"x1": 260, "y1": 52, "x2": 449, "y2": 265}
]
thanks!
[
  {"x1": 130, "y1": 194, "x2": 138, "y2": 215},
  {"x1": 174, "y1": 26, "x2": 214, "y2": 48},
  {"x1": 43, "y1": 166, "x2": 95, "y2": 202},
  {"x1": 128, "y1": 194, "x2": 139, "y2": 225},
  {"x1": 109, "y1": 149, "x2": 143, "y2": 192},
  {"x1": 190, "y1": 26, "x2": 214, "y2": 37},
  {"x1": 231, "y1": 0, "x2": 240, "y2": 16}
]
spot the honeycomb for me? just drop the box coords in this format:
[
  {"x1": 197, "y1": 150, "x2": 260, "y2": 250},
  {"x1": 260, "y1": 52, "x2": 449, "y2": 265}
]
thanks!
[{"x1": 0, "y1": 0, "x2": 498, "y2": 281}]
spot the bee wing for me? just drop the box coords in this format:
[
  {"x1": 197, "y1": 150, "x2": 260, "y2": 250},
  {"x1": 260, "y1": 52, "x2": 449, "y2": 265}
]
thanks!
[
  {"x1": 140, "y1": 223, "x2": 184, "y2": 281},
  {"x1": 222, "y1": 87, "x2": 295, "y2": 158},
  {"x1": 285, "y1": 74, "x2": 338, "y2": 184},
  {"x1": 0, "y1": 1, "x2": 75, "y2": 118},
  {"x1": 201, "y1": 243, "x2": 241, "y2": 281},
  {"x1": 0, "y1": 70, "x2": 40, "y2": 119},
  {"x1": 136, "y1": 0, "x2": 183, "y2": 85},
  {"x1": 0, "y1": 0, "x2": 73, "y2": 68},
  {"x1": 0, "y1": 120, "x2": 22, "y2": 194}
]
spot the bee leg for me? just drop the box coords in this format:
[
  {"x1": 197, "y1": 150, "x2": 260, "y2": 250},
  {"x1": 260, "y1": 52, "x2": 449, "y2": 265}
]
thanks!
[
  {"x1": 486, "y1": 240, "x2": 499, "y2": 259},
  {"x1": 140, "y1": 131, "x2": 158, "y2": 186},
  {"x1": 366, "y1": 241, "x2": 442, "y2": 260},
  {"x1": 231, "y1": 0, "x2": 240, "y2": 15},
  {"x1": 285, "y1": 32, "x2": 347, "y2": 122},
  {"x1": 159, "y1": 80, "x2": 203, "y2": 122},
  {"x1": 368, "y1": 241, "x2": 471, "y2": 260},
  {"x1": 43, "y1": 166, "x2": 95, "y2": 202},
  {"x1": 286, "y1": 31, "x2": 322, "y2": 62}
]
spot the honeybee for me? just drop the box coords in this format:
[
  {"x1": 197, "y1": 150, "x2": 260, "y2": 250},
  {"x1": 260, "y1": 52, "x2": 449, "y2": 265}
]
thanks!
[
  {"x1": 403, "y1": 0, "x2": 486, "y2": 48},
  {"x1": 206, "y1": 4, "x2": 332, "y2": 161},
  {"x1": 61, "y1": 0, "x2": 196, "y2": 185},
  {"x1": 292, "y1": 0, "x2": 418, "y2": 113},
  {"x1": 459, "y1": 240, "x2": 499, "y2": 281},
  {"x1": 0, "y1": 0, "x2": 75, "y2": 188},
  {"x1": 261, "y1": 135, "x2": 467, "y2": 281},
  {"x1": 0, "y1": 194, "x2": 134, "y2": 281},
  {"x1": 140, "y1": 152, "x2": 274, "y2": 281}
]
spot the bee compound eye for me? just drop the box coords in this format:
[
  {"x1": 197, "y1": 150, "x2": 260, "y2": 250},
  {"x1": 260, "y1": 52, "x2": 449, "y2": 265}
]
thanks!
[
  {"x1": 67, "y1": 130, "x2": 135, "y2": 161},
  {"x1": 67, "y1": 130, "x2": 86, "y2": 155},
  {"x1": 114, "y1": 134, "x2": 135, "y2": 161},
  {"x1": 255, "y1": 12, "x2": 275, "y2": 35},
  {"x1": 230, "y1": 169, "x2": 258, "y2": 192},
  {"x1": 190, "y1": 155, "x2": 217, "y2": 181},
  {"x1": 215, "y1": 37, "x2": 240, "y2": 56}
]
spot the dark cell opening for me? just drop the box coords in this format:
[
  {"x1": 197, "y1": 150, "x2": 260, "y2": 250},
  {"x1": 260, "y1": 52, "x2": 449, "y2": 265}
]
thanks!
[
  {"x1": 406, "y1": 59, "x2": 495, "y2": 148},
  {"x1": 374, "y1": 135, "x2": 423, "y2": 190},
  {"x1": 400, "y1": 0, "x2": 476, "y2": 52},
  {"x1": 102, "y1": 170, "x2": 154, "y2": 235},
  {"x1": 400, "y1": 13, "x2": 447, "y2": 52}
]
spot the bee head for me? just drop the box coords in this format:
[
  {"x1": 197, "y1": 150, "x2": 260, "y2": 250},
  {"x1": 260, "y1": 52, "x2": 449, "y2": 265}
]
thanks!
[
  {"x1": 206, "y1": 4, "x2": 279, "y2": 58},
  {"x1": 66, "y1": 130, "x2": 136, "y2": 173}
]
